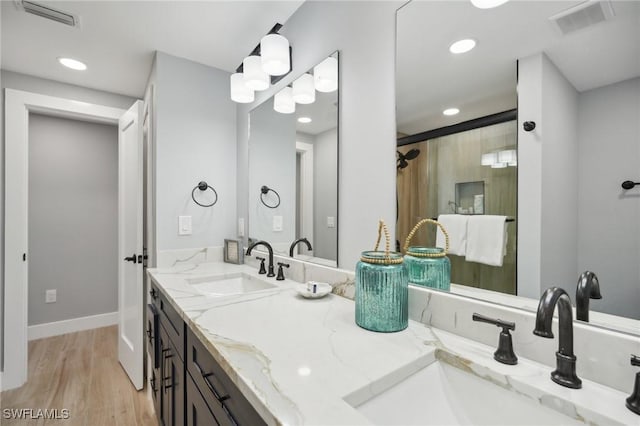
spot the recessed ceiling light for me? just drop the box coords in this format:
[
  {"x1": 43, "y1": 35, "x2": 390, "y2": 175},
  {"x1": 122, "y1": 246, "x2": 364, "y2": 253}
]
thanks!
[
  {"x1": 449, "y1": 39, "x2": 476, "y2": 54},
  {"x1": 58, "y1": 57, "x2": 87, "y2": 71},
  {"x1": 471, "y1": 0, "x2": 510, "y2": 9},
  {"x1": 298, "y1": 117, "x2": 312, "y2": 123},
  {"x1": 443, "y1": 108, "x2": 460, "y2": 116}
]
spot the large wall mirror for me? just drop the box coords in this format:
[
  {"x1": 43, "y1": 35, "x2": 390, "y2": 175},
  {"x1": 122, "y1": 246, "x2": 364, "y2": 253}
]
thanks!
[
  {"x1": 396, "y1": 1, "x2": 639, "y2": 332},
  {"x1": 248, "y1": 52, "x2": 339, "y2": 267}
]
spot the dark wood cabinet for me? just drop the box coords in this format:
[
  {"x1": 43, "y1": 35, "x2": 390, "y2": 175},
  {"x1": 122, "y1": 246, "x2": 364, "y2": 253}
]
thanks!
[
  {"x1": 186, "y1": 373, "x2": 220, "y2": 426},
  {"x1": 159, "y1": 323, "x2": 185, "y2": 426},
  {"x1": 149, "y1": 282, "x2": 266, "y2": 426}
]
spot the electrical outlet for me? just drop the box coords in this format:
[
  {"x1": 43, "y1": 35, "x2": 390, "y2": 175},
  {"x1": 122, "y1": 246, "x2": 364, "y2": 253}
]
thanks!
[{"x1": 46, "y1": 289, "x2": 57, "y2": 304}]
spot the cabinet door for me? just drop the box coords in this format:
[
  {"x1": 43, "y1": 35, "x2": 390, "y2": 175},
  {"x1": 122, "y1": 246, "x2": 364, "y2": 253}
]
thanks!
[
  {"x1": 186, "y1": 374, "x2": 220, "y2": 426},
  {"x1": 161, "y1": 324, "x2": 185, "y2": 426}
]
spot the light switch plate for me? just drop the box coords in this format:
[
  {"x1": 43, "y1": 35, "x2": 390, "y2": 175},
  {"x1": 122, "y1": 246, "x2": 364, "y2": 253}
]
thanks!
[
  {"x1": 327, "y1": 216, "x2": 335, "y2": 228},
  {"x1": 273, "y1": 215, "x2": 283, "y2": 232},
  {"x1": 179, "y1": 215, "x2": 192, "y2": 235},
  {"x1": 46, "y1": 289, "x2": 56, "y2": 303}
]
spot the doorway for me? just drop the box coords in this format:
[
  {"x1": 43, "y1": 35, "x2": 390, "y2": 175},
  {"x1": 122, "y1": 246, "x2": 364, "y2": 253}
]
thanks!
[{"x1": 3, "y1": 90, "x2": 145, "y2": 392}]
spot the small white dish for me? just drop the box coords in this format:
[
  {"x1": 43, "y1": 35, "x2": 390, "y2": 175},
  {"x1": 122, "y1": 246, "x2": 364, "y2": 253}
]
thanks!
[{"x1": 296, "y1": 282, "x2": 332, "y2": 299}]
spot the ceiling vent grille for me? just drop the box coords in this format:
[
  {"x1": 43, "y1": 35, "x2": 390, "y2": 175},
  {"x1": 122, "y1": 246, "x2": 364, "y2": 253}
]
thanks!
[
  {"x1": 17, "y1": 1, "x2": 78, "y2": 27},
  {"x1": 549, "y1": 1, "x2": 615, "y2": 35}
]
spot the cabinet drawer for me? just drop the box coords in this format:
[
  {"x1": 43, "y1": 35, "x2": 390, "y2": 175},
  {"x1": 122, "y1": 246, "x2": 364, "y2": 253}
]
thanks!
[
  {"x1": 159, "y1": 292, "x2": 185, "y2": 361},
  {"x1": 146, "y1": 303, "x2": 160, "y2": 368},
  {"x1": 186, "y1": 328, "x2": 266, "y2": 426},
  {"x1": 187, "y1": 374, "x2": 220, "y2": 426}
]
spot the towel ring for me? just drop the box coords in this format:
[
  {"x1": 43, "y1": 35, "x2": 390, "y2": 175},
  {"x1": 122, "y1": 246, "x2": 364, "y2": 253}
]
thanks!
[
  {"x1": 260, "y1": 185, "x2": 281, "y2": 209},
  {"x1": 192, "y1": 181, "x2": 218, "y2": 207}
]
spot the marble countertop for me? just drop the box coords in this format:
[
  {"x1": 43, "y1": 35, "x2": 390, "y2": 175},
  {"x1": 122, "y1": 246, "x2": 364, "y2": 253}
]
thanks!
[{"x1": 148, "y1": 262, "x2": 637, "y2": 426}]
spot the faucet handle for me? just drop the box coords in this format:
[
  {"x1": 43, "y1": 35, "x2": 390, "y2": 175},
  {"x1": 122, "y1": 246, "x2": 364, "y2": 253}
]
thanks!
[
  {"x1": 627, "y1": 354, "x2": 640, "y2": 415},
  {"x1": 472, "y1": 313, "x2": 518, "y2": 365},
  {"x1": 276, "y1": 262, "x2": 290, "y2": 281},
  {"x1": 255, "y1": 257, "x2": 267, "y2": 274}
]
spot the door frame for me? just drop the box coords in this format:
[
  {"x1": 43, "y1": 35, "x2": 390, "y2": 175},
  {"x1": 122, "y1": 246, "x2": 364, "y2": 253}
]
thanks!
[
  {"x1": 296, "y1": 141, "x2": 314, "y2": 255},
  {"x1": 3, "y1": 89, "x2": 126, "y2": 391}
]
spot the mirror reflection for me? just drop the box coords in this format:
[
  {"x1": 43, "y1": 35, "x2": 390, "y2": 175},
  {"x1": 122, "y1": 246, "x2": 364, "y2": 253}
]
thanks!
[
  {"x1": 396, "y1": 1, "x2": 639, "y2": 326},
  {"x1": 248, "y1": 52, "x2": 339, "y2": 267}
]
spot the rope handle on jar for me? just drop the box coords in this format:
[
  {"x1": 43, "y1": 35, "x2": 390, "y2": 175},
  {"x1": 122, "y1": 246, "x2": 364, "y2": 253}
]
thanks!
[
  {"x1": 403, "y1": 219, "x2": 449, "y2": 257},
  {"x1": 360, "y1": 220, "x2": 403, "y2": 265}
]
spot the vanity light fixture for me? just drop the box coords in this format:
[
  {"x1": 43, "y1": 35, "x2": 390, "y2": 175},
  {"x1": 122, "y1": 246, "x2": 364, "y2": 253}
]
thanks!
[
  {"x1": 481, "y1": 152, "x2": 498, "y2": 166},
  {"x1": 230, "y1": 23, "x2": 292, "y2": 103},
  {"x1": 313, "y1": 56, "x2": 338, "y2": 93},
  {"x1": 58, "y1": 57, "x2": 87, "y2": 71},
  {"x1": 498, "y1": 149, "x2": 516, "y2": 164},
  {"x1": 261, "y1": 32, "x2": 290, "y2": 76},
  {"x1": 274, "y1": 86, "x2": 295, "y2": 114},
  {"x1": 449, "y1": 39, "x2": 476, "y2": 54},
  {"x1": 243, "y1": 55, "x2": 270, "y2": 91},
  {"x1": 297, "y1": 117, "x2": 312, "y2": 124},
  {"x1": 443, "y1": 107, "x2": 460, "y2": 116},
  {"x1": 230, "y1": 73, "x2": 255, "y2": 103},
  {"x1": 293, "y1": 73, "x2": 316, "y2": 104},
  {"x1": 470, "y1": 0, "x2": 510, "y2": 9}
]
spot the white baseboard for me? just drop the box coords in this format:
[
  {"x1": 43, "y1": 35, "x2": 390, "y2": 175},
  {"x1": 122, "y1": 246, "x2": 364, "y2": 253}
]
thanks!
[{"x1": 28, "y1": 312, "x2": 118, "y2": 341}]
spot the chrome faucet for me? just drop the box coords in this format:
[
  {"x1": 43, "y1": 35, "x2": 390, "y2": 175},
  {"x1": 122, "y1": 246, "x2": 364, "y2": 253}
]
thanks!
[
  {"x1": 533, "y1": 287, "x2": 582, "y2": 389},
  {"x1": 246, "y1": 240, "x2": 275, "y2": 277},
  {"x1": 575, "y1": 271, "x2": 602, "y2": 322},
  {"x1": 289, "y1": 237, "x2": 312, "y2": 257}
]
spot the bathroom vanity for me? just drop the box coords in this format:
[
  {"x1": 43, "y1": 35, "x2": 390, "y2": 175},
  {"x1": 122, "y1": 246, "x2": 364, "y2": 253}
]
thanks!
[{"x1": 147, "y1": 258, "x2": 638, "y2": 425}]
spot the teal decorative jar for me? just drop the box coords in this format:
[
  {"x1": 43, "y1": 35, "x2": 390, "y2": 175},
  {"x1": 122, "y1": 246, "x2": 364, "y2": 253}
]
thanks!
[
  {"x1": 403, "y1": 219, "x2": 451, "y2": 291},
  {"x1": 355, "y1": 221, "x2": 408, "y2": 333}
]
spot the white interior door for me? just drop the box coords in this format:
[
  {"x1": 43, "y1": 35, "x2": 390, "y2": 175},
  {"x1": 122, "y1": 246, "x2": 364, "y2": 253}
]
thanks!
[{"x1": 118, "y1": 100, "x2": 144, "y2": 390}]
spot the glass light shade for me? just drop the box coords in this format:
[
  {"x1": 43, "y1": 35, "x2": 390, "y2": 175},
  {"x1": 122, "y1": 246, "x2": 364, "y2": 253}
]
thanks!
[
  {"x1": 481, "y1": 152, "x2": 497, "y2": 166},
  {"x1": 471, "y1": 0, "x2": 510, "y2": 9},
  {"x1": 313, "y1": 57, "x2": 338, "y2": 93},
  {"x1": 243, "y1": 56, "x2": 269, "y2": 91},
  {"x1": 274, "y1": 87, "x2": 295, "y2": 114},
  {"x1": 292, "y1": 73, "x2": 315, "y2": 104},
  {"x1": 260, "y1": 33, "x2": 290, "y2": 76},
  {"x1": 230, "y1": 73, "x2": 254, "y2": 103},
  {"x1": 498, "y1": 149, "x2": 516, "y2": 164},
  {"x1": 491, "y1": 162, "x2": 508, "y2": 169}
]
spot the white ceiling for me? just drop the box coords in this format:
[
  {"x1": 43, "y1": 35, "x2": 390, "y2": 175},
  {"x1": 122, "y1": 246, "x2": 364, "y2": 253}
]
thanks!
[
  {"x1": 397, "y1": 0, "x2": 640, "y2": 135},
  {"x1": 1, "y1": 1, "x2": 304, "y2": 98}
]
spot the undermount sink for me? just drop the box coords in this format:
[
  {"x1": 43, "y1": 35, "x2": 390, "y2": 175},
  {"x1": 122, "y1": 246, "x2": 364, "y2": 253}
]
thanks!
[
  {"x1": 187, "y1": 273, "x2": 277, "y2": 296},
  {"x1": 353, "y1": 356, "x2": 582, "y2": 426}
]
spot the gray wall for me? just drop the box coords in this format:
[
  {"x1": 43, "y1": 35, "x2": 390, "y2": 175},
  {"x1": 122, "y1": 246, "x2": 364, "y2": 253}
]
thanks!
[
  {"x1": 577, "y1": 77, "x2": 640, "y2": 319},
  {"x1": 248, "y1": 99, "x2": 296, "y2": 252},
  {"x1": 237, "y1": 1, "x2": 400, "y2": 269},
  {"x1": 539, "y1": 54, "x2": 579, "y2": 297},
  {"x1": 313, "y1": 127, "x2": 338, "y2": 260},
  {"x1": 0, "y1": 70, "x2": 136, "y2": 370},
  {"x1": 28, "y1": 114, "x2": 118, "y2": 325},
  {"x1": 517, "y1": 53, "x2": 578, "y2": 299},
  {"x1": 153, "y1": 52, "x2": 237, "y2": 253}
]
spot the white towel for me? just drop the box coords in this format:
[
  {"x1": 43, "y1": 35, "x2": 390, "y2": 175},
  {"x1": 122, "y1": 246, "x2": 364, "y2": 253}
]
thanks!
[
  {"x1": 465, "y1": 215, "x2": 508, "y2": 267},
  {"x1": 436, "y1": 214, "x2": 469, "y2": 256}
]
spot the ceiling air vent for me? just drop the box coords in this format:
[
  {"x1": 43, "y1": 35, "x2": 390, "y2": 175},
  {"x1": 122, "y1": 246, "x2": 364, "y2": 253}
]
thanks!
[
  {"x1": 17, "y1": 1, "x2": 79, "y2": 27},
  {"x1": 549, "y1": 1, "x2": 615, "y2": 35}
]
